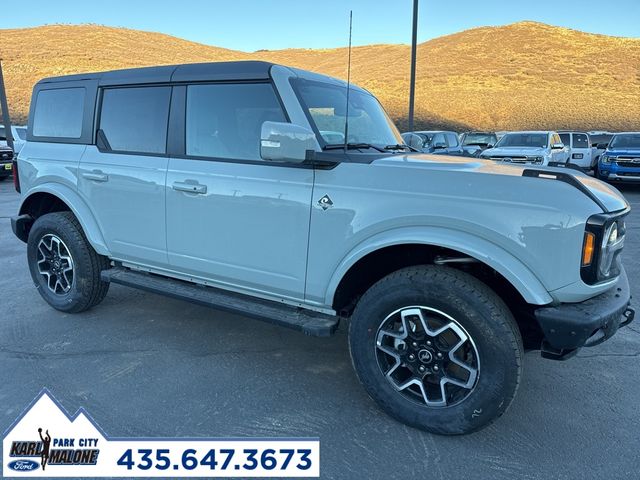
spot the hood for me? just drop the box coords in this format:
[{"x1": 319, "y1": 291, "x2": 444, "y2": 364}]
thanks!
[
  {"x1": 481, "y1": 146, "x2": 547, "y2": 156},
  {"x1": 372, "y1": 153, "x2": 629, "y2": 213},
  {"x1": 605, "y1": 148, "x2": 640, "y2": 157}
]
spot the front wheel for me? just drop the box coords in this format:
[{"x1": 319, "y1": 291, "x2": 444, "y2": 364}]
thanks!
[{"x1": 348, "y1": 265, "x2": 523, "y2": 435}]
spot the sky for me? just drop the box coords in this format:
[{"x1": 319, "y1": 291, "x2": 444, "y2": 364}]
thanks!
[{"x1": 0, "y1": 0, "x2": 638, "y2": 51}]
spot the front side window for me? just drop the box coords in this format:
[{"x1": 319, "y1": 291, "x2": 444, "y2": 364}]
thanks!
[
  {"x1": 186, "y1": 83, "x2": 286, "y2": 161},
  {"x1": 432, "y1": 133, "x2": 446, "y2": 146},
  {"x1": 291, "y1": 78, "x2": 402, "y2": 147},
  {"x1": 445, "y1": 132, "x2": 459, "y2": 147},
  {"x1": 559, "y1": 133, "x2": 571, "y2": 147},
  {"x1": 99, "y1": 86, "x2": 171, "y2": 154},
  {"x1": 33, "y1": 87, "x2": 85, "y2": 138}
]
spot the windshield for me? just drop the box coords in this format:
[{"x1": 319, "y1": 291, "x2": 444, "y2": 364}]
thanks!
[
  {"x1": 291, "y1": 78, "x2": 402, "y2": 147},
  {"x1": 462, "y1": 133, "x2": 496, "y2": 145},
  {"x1": 590, "y1": 134, "x2": 612, "y2": 146},
  {"x1": 609, "y1": 134, "x2": 640, "y2": 149},
  {"x1": 495, "y1": 133, "x2": 549, "y2": 148}
]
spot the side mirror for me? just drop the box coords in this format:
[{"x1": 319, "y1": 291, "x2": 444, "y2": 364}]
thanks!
[
  {"x1": 433, "y1": 142, "x2": 447, "y2": 150},
  {"x1": 260, "y1": 121, "x2": 318, "y2": 163},
  {"x1": 551, "y1": 143, "x2": 564, "y2": 150},
  {"x1": 487, "y1": 143, "x2": 495, "y2": 149},
  {"x1": 597, "y1": 143, "x2": 609, "y2": 149}
]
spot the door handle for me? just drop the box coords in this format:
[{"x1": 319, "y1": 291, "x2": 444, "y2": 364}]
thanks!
[
  {"x1": 82, "y1": 171, "x2": 109, "y2": 182},
  {"x1": 172, "y1": 181, "x2": 207, "y2": 194}
]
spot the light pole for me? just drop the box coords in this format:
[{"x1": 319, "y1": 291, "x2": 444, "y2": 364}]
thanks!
[{"x1": 407, "y1": 0, "x2": 418, "y2": 132}]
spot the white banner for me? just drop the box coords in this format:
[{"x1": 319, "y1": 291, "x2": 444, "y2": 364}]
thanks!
[{"x1": 3, "y1": 390, "x2": 319, "y2": 477}]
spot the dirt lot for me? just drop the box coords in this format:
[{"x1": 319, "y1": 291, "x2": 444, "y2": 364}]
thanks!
[{"x1": 1, "y1": 178, "x2": 639, "y2": 479}]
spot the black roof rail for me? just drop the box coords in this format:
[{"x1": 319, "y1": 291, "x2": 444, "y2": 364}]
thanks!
[{"x1": 522, "y1": 168, "x2": 608, "y2": 212}]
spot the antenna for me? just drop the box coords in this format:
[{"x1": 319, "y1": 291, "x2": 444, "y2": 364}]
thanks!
[{"x1": 343, "y1": 10, "x2": 353, "y2": 153}]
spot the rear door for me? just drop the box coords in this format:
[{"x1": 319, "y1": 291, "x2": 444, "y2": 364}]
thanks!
[
  {"x1": 164, "y1": 82, "x2": 313, "y2": 301},
  {"x1": 78, "y1": 85, "x2": 171, "y2": 267}
]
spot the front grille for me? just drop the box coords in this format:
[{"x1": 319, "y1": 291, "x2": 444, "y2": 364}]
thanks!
[
  {"x1": 489, "y1": 156, "x2": 528, "y2": 163},
  {"x1": 615, "y1": 157, "x2": 640, "y2": 168}
]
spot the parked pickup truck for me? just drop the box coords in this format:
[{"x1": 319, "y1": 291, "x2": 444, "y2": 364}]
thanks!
[
  {"x1": 596, "y1": 132, "x2": 640, "y2": 181},
  {"x1": 480, "y1": 131, "x2": 570, "y2": 166},
  {"x1": 11, "y1": 61, "x2": 634, "y2": 435}
]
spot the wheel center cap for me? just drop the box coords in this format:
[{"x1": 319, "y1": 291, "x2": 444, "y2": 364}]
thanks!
[{"x1": 417, "y1": 349, "x2": 433, "y2": 364}]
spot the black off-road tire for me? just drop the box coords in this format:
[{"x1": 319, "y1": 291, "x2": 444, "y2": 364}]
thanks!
[
  {"x1": 27, "y1": 211, "x2": 110, "y2": 313},
  {"x1": 349, "y1": 265, "x2": 523, "y2": 435}
]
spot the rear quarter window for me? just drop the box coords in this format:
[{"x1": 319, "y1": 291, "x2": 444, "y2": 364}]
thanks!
[
  {"x1": 32, "y1": 87, "x2": 85, "y2": 138},
  {"x1": 573, "y1": 133, "x2": 589, "y2": 148}
]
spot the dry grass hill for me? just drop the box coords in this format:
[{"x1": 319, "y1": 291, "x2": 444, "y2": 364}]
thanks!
[{"x1": 1, "y1": 22, "x2": 639, "y2": 131}]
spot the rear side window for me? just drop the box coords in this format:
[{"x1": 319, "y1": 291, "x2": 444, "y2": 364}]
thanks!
[
  {"x1": 445, "y1": 132, "x2": 459, "y2": 147},
  {"x1": 32, "y1": 88, "x2": 85, "y2": 138},
  {"x1": 99, "y1": 86, "x2": 171, "y2": 154},
  {"x1": 573, "y1": 133, "x2": 589, "y2": 148},
  {"x1": 185, "y1": 83, "x2": 286, "y2": 161}
]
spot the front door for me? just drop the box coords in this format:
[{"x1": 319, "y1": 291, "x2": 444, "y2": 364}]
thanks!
[
  {"x1": 165, "y1": 82, "x2": 313, "y2": 301},
  {"x1": 78, "y1": 85, "x2": 171, "y2": 267}
]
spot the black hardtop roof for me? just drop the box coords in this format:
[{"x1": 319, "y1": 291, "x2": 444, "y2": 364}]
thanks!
[{"x1": 37, "y1": 61, "x2": 278, "y2": 86}]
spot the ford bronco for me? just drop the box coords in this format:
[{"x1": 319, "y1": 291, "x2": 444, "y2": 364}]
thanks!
[{"x1": 11, "y1": 61, "x2": 634, "y2": 434}]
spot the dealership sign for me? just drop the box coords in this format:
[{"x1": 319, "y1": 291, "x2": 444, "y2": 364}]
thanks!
[{"x1": 3, "y1": 389, "x2": 319, "y2": 477}]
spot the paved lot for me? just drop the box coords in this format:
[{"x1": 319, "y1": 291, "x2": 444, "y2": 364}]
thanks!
[{"x1": 1, "y1": 178, "x2": 639, "y2": 479}]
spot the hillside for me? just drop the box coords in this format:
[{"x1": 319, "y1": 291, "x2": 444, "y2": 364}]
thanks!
[{"x1": 1, "y1": 22, "x2": 639, "y2": 131}]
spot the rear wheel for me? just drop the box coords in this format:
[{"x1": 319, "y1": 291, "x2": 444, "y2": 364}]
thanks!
[
  {"x1": 348, "y1": 265, "x2": 523, "y2": 435},
  {"x1": 27, "y1": 212, "x2": 110, "y2": 313}
]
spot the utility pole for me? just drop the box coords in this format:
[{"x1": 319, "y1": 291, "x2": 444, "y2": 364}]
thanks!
[
  {"x1": 0, "y1": 59, "x2": 14, "y2": 151},
  {"x1": 407, "y1": 0, "x2": 418, "y2": 132}
]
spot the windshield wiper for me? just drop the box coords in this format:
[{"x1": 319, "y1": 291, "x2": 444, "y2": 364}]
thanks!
[
  {"x1": 323, "y1": 143, "x2": 386, "y2": 153},
  {"x1": 384, "y1": 144, "x2": 419, "y2": 152}
]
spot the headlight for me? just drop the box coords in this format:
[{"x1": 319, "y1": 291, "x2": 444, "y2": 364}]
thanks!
[
  {"x1": 581, "y1": 213, "x2": 627, "y2": 284},
  {"x1": 601, "y1": 155, "x2": 611, "y2": 163},
  {"x1": 526, "y1": 156, "x2": 544, "y2": 164},
  {"x1": 599, "y1": 222, "x2": 623, "y2": 278}
]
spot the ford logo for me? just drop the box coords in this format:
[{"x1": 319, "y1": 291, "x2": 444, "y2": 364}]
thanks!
[{"x1": 8, "y1": 459, "x2": 39, "y2": 471}]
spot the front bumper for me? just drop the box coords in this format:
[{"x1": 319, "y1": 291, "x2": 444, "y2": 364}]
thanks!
[
  {"x1": 534, "y1": 267, "x2": 634, "y2": 360},
  {"x1": 599, "y1": 162, "x2": 640, "y2": 181}
]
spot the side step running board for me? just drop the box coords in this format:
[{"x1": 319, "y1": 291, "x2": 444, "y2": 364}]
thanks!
[{"x1": 101, "y1": 267, "x2": 339, "y2": 337}]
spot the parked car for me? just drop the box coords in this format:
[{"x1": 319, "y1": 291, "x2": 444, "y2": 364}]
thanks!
[
  {"x1": 480, "y1": 131, "x2": 569, "y2": 165},
  {"x1": 558, "y1": 131, "x2": 593, "y2": 170},
  {"x1": 596, "y1": 132, "x2": 640, "y2": 181},
  {"x1": 459, "y1": 131, "x2": 498, "y2": 157},
  {"x1": 0, "y1": 145, "x2": 13, "y2": 180},
  {"x1": 401, "y1": 130, "x2": 464, "y2": 156},
  {"x1": 11, "y1": 61, "x2": 634, "y2": 435},
  {"x1": 0, "y1": 125, "x2": 27, "y2": 154},
  {"x1": 589, "y1": 131, "x2": 614, "y2": 165}
]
